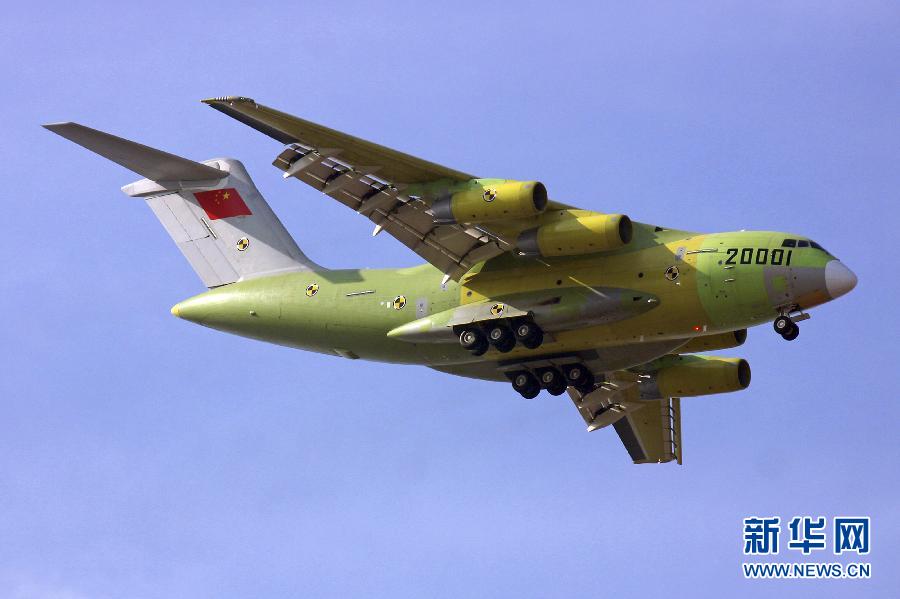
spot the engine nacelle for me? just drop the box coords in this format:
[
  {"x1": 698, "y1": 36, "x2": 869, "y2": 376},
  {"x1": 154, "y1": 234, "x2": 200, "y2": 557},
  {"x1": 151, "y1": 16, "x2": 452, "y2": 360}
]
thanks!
[
  {"x1": 678, "y1": 329, "x2": 747, "y2": 353},
  {"x1": 641, "y1": 355, "x2": 750, "y2": 399},
  {"x1": 516, "y1": 210, "x2": 632, "y2": 257},
  {"x1": 432, "y1": 179, "x2": 547, "y2": 224}
]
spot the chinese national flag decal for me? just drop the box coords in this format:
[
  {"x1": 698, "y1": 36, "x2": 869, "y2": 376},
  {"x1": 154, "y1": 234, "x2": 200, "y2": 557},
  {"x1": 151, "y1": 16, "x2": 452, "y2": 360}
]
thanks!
[{"x1": 193, "y1": 188, "x2": 252, "y2": 220}]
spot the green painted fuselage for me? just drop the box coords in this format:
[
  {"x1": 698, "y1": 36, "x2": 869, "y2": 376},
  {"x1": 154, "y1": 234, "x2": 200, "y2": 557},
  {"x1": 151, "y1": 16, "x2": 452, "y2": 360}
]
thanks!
[{"x1": 172, "y1": 223, "x2": 842, "y2": 381}]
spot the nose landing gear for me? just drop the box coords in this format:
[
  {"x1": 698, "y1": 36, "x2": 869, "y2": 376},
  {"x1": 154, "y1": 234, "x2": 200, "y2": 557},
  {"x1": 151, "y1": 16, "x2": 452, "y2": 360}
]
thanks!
[{"x1": 774, "y1": 315, "x2": 800, "y2": 341}]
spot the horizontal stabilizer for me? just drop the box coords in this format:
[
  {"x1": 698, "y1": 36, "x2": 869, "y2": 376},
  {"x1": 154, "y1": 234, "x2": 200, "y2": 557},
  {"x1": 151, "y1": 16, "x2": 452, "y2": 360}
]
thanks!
[{"x1": 43, "y1": 122, "x2": 227, "y2": 182}]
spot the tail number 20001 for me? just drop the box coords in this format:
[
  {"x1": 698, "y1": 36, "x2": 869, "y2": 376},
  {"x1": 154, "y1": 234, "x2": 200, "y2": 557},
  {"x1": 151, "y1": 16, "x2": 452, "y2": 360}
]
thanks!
[{"x1": 724, "y1": 248, "x2": 793, "y2": 266}]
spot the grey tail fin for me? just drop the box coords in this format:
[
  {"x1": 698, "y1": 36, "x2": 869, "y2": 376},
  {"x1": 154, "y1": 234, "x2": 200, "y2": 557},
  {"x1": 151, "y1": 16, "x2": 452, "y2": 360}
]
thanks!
[{"x1": 44, "y1": 122, "x2": 321, "y2": 288}]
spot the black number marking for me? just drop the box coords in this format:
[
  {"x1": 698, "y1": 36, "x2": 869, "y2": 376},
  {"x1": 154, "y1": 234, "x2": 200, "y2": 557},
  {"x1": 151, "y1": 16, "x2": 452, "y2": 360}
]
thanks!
[{"x1": 724, "y1": 247, "x2": 795, "y2": 266}]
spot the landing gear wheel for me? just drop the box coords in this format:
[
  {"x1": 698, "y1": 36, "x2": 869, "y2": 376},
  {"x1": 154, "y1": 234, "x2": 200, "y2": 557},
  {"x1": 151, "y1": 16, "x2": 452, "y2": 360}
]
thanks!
[
  {"x1": 575, "y1": 378, "x2": 596, "y2": 395},
  {"x1": 773, "y1": 315, "x2": 793, "y2": 335},
  {"x1": 562, "y1": 363, "x2": 587, "y2": 385},
  {"x1": 781, "y1": 325, "x2": 800, "y2": 341},
  {"x1": 514, "y1": 320, "x2": 544, "y2": 350},
  {"x1": 511, "y1": 371, "x2": 540, "y2": 399},
  {"x1": 459, "y1": 328, "x2": 488, "y2": 356},
  {"x1": 537, "y1": 367, "x2": 567, "y2": 396},
  {"x1": 487, "y1": 324, "x2": 516, "y2": 353},
  {"x1": 563, "y1": 364, "x2": 596, "y2": 394}
]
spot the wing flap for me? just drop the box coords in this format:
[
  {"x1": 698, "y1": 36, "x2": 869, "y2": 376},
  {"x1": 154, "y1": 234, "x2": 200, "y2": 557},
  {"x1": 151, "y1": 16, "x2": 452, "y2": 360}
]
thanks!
[{"x1": 613, "y1": 398, "x2": 682, "y2": 464}]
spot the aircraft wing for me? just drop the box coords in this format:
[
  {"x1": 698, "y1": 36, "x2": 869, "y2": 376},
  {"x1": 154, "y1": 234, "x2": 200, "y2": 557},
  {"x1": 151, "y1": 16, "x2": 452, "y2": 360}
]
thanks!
[
  {"x1": 203, "y1": 96, "x2": 569, "y2": 281},
  {"x1": 568, "y1": 380, "x2": 682, "y2": 465}
]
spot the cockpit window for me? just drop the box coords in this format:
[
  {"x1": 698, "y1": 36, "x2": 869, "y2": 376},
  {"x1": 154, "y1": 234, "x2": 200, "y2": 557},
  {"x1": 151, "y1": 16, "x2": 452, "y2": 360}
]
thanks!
[
  {"x1": 797, "y1": 240, "x2": 810, "y2": 248},
  {"x1": 782, "y1": 239, "x2": 797, "y2": 247},
  {"x1": 810, "y1": 241, "x2": 828, "y2": 253}
]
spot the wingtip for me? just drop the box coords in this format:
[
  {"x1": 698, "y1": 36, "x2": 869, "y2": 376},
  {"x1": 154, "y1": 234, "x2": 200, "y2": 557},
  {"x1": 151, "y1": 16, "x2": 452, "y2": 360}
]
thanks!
[
  {"x1": 201, "y1": 96, "x2": 255, "y2": 105},
  {"x1": 42, "y1": 121, "x2": 76, "y2": 130}
]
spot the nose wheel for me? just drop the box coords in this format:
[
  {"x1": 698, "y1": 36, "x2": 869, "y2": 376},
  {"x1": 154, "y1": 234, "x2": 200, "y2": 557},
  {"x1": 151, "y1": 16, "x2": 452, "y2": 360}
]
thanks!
[{"x1": 774, "y1": 315, "x2": 800, "y2": 341}]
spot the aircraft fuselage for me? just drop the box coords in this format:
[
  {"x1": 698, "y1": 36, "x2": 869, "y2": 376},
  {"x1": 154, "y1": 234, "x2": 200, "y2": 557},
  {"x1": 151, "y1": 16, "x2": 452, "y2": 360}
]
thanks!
[{"x1": 171, "y1": 224, "x2": 855, "y2": 380}]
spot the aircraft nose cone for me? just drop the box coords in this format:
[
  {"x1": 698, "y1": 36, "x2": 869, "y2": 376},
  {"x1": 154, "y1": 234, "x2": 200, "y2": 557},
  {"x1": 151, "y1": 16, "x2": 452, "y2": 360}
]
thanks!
[{"x1": 825, "y1": 260, "x2": 857, "y2": 299}]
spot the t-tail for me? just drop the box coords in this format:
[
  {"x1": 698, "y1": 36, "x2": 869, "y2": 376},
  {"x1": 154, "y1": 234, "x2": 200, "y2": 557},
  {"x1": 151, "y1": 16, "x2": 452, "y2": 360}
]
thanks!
[{"x1": 42, "y1": 122, "x2": 320, "y2": 288}]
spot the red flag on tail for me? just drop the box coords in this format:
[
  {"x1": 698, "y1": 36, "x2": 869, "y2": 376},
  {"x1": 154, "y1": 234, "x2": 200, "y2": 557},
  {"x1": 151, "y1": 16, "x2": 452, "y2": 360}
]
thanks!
[{"x1": 193, "y1": 188, "x2": 252, "y2": 220}]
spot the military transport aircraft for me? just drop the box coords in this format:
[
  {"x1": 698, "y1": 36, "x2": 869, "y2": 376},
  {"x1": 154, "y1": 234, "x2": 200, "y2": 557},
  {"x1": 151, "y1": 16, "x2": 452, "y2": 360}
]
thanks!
[{"x1": 44, "y1": 97, "x2": 857, "y2": 464}]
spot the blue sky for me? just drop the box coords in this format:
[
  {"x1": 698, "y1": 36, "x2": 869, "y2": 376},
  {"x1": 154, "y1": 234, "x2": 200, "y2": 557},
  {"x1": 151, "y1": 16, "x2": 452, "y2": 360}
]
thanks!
[{"x1": 2, "y1": 2, "x2": 898, "y2": 597}]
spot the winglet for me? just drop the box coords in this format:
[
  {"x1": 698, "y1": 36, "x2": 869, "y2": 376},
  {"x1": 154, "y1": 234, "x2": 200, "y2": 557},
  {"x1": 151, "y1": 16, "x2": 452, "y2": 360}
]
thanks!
[{"x1": 43, "y1": 122, "x2": 227, "y2": 182}]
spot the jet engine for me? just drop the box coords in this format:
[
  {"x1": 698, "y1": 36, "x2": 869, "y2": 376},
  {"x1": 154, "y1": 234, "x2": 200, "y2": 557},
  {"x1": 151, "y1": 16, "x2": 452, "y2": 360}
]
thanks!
[
  {"x1": 640, "y1": 355, "x2": 751, "y2": 399},
  {"x1": 431, "y1": 180, "x2": 547, "y2": 224},
  {"x1": 517, "y1": 210, "x2": 632, "y2": 257}
]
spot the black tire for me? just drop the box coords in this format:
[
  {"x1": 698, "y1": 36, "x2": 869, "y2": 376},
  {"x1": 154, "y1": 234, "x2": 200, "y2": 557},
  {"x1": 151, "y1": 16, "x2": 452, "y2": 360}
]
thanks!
[
  {"x1": 514, "y1": 320, "x2": 545, "y2": 350},
  {"x1": 488, "y1": 325, "x2": 516, "y2": 353},
  {"x1": 563, "y1": 364, "x2": 588, "y2": 385},
  {"x1": 773, "y1": 316, "x2": 793, "y2": 334},
  {"x1": 470, "y1": 339, "x2": 489, "y2": 356},
  {"x1": 519, "y1": 384, "x2": 540, "y2": 399},
  {"x1": 546, "y1": 380, "x2": 568, "y2": 396},
  {"x1": 511, "y1": 371, "x2": 540, "y2": 399},
  {"x1": 460, "y1": 328, "x2": 485, "y2": 351},
  {"x1": 522, "y1": 329, "x2": 544, "y2": 350},
  {"x1": 782, "y1": 325, "x2": 799, "y2": 341},
  {"x1": 537, "y1": 367, "x2": 564, "y2": 390},
  {"x1": 575, "y1": 372, "x2": 596, "y2": 395}
]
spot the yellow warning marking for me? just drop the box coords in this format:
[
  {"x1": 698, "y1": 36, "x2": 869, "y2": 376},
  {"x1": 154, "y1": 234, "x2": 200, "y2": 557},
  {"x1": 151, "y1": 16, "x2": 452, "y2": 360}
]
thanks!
[
  {"x1": 490, "y1": 303, "x2": 505, "y2": 316},
  {"x1": 306, "y1": 283, "x2": 319, "y2": 297},
  {"x1": 236, "y1": 237, "x2": 250, "y2": 251},
  {"x1": 482, "y1": 188, "x2": 497, "y2": 202},
  {"x1": 393, "y1": 295, "x2": 407, "y2": 310}
]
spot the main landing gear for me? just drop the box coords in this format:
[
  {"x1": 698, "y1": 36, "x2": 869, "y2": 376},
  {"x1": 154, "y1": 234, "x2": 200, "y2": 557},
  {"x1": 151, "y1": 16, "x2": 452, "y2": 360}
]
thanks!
[
  {"x1": 458, "y1": 318, "x2": 544, "y2": 356},
  {"x1": 773, "y1": 315, "x2": 800, "y2": 341},
  {"x1": 507, "y1": 363, "x2": 597, "y2": 399}
]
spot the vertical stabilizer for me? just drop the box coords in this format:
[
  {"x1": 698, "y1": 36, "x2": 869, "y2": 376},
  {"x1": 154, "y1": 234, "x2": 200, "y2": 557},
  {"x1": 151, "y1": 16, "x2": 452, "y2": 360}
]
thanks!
[{"x1": 44, "y1": 122, "x2": 320, "y2": 288}]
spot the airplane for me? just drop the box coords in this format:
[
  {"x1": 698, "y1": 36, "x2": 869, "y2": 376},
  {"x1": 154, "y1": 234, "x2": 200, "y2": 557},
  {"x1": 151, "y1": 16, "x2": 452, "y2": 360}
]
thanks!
[{"x1": 44, "y1": 96, "x2": 857, "y2": 464}]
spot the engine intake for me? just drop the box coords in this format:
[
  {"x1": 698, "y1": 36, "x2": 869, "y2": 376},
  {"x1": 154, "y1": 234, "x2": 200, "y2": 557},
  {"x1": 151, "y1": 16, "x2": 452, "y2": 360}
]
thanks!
[{"x1": 432, "y1": 180, "x2": 547, "y2": 224}]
